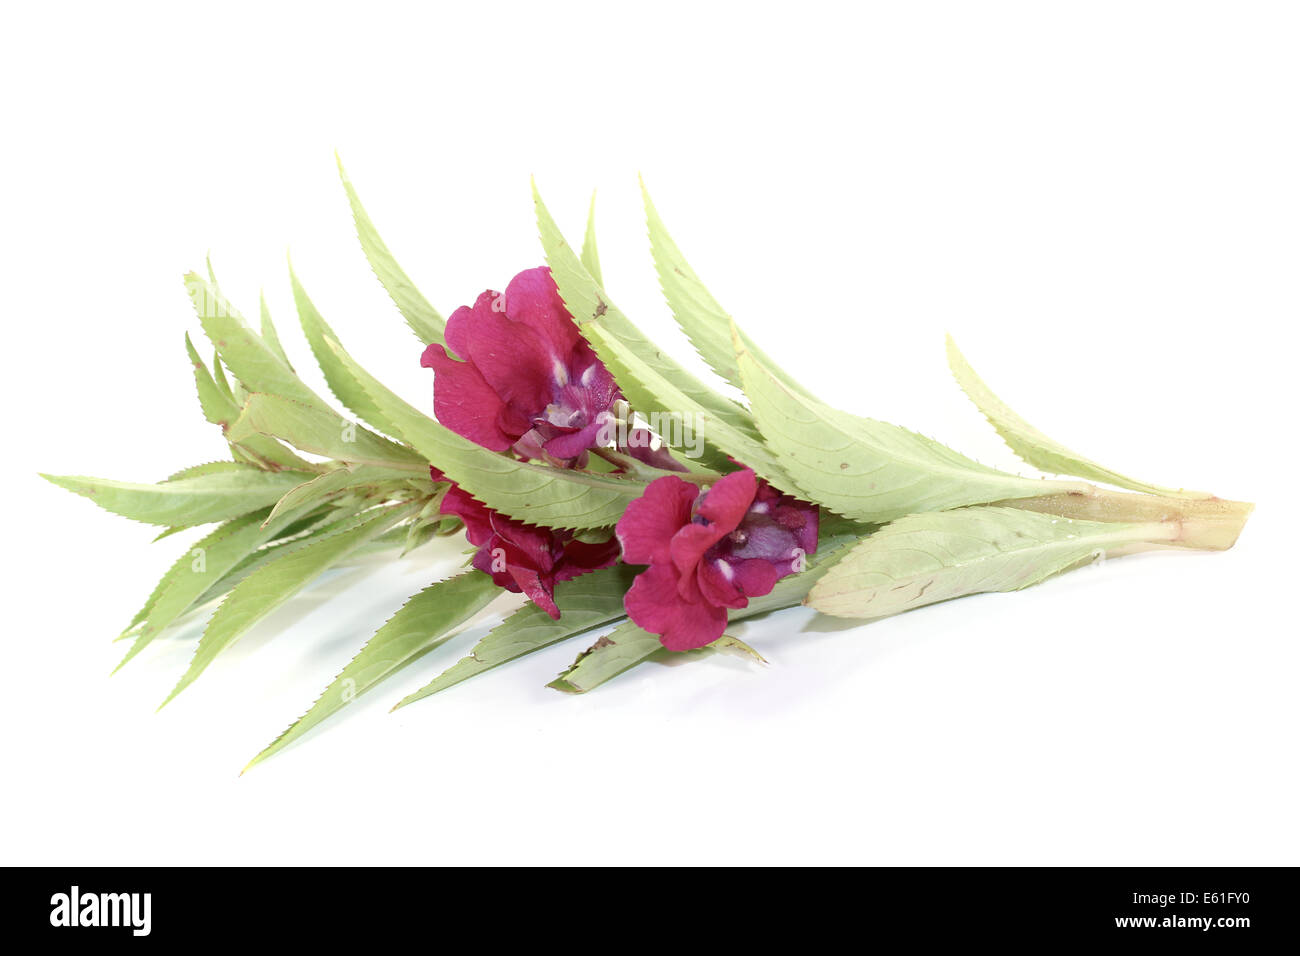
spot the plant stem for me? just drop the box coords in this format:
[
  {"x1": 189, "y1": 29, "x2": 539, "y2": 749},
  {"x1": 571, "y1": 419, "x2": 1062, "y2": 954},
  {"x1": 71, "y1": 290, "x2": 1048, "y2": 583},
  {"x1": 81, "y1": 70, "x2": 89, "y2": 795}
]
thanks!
[{"x1": 999, "y1": 487, "x2": 1254, "y2": 552}]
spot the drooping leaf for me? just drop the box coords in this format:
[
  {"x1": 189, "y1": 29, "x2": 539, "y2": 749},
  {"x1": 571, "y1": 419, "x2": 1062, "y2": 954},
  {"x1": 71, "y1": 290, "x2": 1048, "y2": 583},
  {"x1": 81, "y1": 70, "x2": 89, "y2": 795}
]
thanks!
[
  {"x1": 641, "y1": 178, "x2": 817, "y2": 401},
  {"x1": 533, "y1": 181, "x2": 787, "y2": 480},
  {"x1": 42, "y1": 467, "x2": 314, "y2": 528},
  {"x1": 322, "y1": 336, "x2": 649, "y2": 530},
  {"x1": 393, "y1": 564, "x2": 638, "y2": 708},
  {"x1": 944, "y1": 335, "x2": 1201, "y2": 498},
  {"x1": 226, "y1": 392, "x2": 424, "y2": 468},
  {"x1": 336, "y1": 155, "x2": 445, "y2": 345},
  {"x1": 580, "y1": 190, "x2": 603, "y2": 286},
  {"x1": 161, "y1": 501, "x2": 420, "y2": 706},
  {"x1": 807, "y1": 505, "x2": 1171, "y2": 619},
  {"x1": 734, "y1": 326, "x2": 1085, "y2": 523},
  {"x1": 245, "y1": 569, "x2": 501, "y2": 770},
  {"x1": 289, "y1": 262, "x2": 400, "y2": 436}
]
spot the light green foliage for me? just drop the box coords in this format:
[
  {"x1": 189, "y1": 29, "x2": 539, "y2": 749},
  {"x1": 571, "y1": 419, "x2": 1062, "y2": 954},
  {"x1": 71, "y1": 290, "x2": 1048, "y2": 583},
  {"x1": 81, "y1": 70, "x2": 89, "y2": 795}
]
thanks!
[
  {"x1": 184, "y1": 334, "x2": 312, "y2": 470},
  {"x1": 580, "y1": 190, "x2": 603, "y2": 286},
  {"x1": 227, "y1": 392, "x2": 423, "y2": 468},
  {"x1": 641, "y1": 178, "x2": 817, "y2": 401},
  {"x1": 41, "y1": 468, "x2": 313, "y2": 528},
  {"x1": 808, "y1": 506, "x2": 1165, "y2": 619},
  {"x1": 336, "y1": 155, "x2": 445, "y2": 346},
  {"x1": 162, "y1": 502, "x2": 420, "y2": 706},
  {"x1": 289, "y1": 263, "x2": 399, "y2": 435},
  {"x1": 394, "y1": 564, "x2": 639, "y2": 707},
  {"x1": 41, "y1": 174, "x2": 1249, "y2": 768},
  {"x1": 264, "y1": 464, "x2": 421, "y2": 525},
  {"x1": 115, "y1": 501, "x2": 333, "y2": 669},
  {"x1": 735, "y1": 330, "x2": 1084, "y2": 523},
  {"x1": 258, "y1": 292, "x2": 294, "y2": 369},
  {"x1": 245, "y1": 570, "x2": 500, "y2": 770},
  {"x1": 945, "y1": 335, "x2": 1199, "y2": 498}
]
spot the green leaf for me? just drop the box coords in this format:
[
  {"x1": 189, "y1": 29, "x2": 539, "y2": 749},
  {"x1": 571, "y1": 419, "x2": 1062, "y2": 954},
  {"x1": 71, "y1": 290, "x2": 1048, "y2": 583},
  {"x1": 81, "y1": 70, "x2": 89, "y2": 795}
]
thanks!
[
  {"x1": 393, "y1": 564, "x2": 637, "y2": 708},
  {"x1": 322, "y1": 336, "x2": 649, "y2": 530},
  {"x1": 244, "y1": 569, "x2": 500, "y2": 770},
  {"x1": 210, "y1": 348, "x2": 238, "y2": 403},
  {"x1": 162, "y1": 502, "x2": 420, "y2": 706},
  {"x1": 164, "y1": 460, "x2": 252, "y2": 482},
  {"x1": 580, "y1": 190, "x2": 603, "y2": 286},
  {"x1": 184, "y1": 334, "x2": 313, "y2": 471},
  {"x1": 807, "y1": 505, "x2": 1172, "y2": 619},
  {"x1": 265, "y1": 463, "x2": 422, "y2": 525},
  {"x1": 185, "y1": 270, "x2": 400, "y2": 465},
  {"x1": 227, "y1": 392, "x2": 424, "y2": 468},
  {"x1": 186, "y1": 502, "x2": 370, "y2": 610},
  {"x1": 734, "y1": 327, "x2": 1085, "y2": 523},
  {"x1": 289, "y1": 262, "x2": 400, "y2": 436},
  {"x1": 945, "y1": 335, "x2": 1201, "y2": 498},
  {"x1": 533, "y1": 181, "x2": 787, "y2": 480},
  {"x1": 641, "y1": 178, "x2": 817, "y2": 401},
  {"x1": 42, "y1": 467, "x2": 315, "y2": 528},
  {"x1": 185, "y1": 272, "x2": 351, "y2": 426},
  {"x1": 115, "y1": 501, "x2": 331, "y2": 670},
  {"x1": 336, "y1": 155, "x2": 445, "y2": 345},
  {"x1": 258, "y1": 291, "x2": 294, "y2": 370},
  {"x1": 547, "y1": 619, "x2": 659, "y2": 693}
]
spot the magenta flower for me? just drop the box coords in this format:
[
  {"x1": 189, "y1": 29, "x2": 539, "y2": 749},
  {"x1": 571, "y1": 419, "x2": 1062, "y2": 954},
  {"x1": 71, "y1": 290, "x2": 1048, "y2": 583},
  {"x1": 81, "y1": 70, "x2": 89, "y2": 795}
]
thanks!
[
  {"x1": 438, "y1": 477, "x2": 620, "y2": 619},
  {"x1": 616, "y1": 469, "x2": 819, "y2": 650},
  {"x1": 421, "y1": 267, "x2": 622, "y2": 465}
]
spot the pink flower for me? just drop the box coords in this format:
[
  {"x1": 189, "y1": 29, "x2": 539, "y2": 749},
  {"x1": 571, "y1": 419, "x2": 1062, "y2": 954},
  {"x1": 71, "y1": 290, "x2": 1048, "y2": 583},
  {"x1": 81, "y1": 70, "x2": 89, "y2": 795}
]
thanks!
[
  {"x1": 438, "y1": 476, "x2": 619, "y2": 619},
  {"x1": 421, "y1": 267, "x2": 621, "y2": 465},
  {"x1": 616, "y1": 469, "x2": 819, "y2": 650}
]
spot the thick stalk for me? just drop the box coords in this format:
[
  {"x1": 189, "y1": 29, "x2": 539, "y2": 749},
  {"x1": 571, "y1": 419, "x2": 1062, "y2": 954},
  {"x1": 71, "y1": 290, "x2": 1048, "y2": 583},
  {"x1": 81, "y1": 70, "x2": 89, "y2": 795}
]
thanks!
[{"x1": 999, "y1": 487, "x2": 1254, "y2": 551}]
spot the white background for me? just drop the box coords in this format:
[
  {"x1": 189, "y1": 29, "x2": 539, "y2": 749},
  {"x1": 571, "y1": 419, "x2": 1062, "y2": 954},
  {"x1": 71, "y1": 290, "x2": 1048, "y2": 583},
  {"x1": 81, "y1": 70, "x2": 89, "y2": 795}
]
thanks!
[{"x1": 3, "y1": 2, "x2": 1296, "y2": 865}]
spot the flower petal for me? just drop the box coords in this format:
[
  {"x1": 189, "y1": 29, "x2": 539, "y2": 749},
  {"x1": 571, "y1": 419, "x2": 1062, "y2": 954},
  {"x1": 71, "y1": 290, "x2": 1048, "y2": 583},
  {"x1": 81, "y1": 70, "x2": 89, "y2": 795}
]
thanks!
[
  {"x1": 509, "y1": 565, "x2": 561, "y2": 619},
  {"x1": 624, "y1": 563, "x2": 728, "y2": 651},
  {"x1": 443, "y1": 292, "x2": 498, "y2": 360},
  {"x1": 697, "y1": 468, "x2": 758, "y2": 530},
  {"x1": 438, "y1": 483, "x2": 497, "y2": 546},
  {"x1": 669, "y1": 522, "x2": 728, "y2": 583},
  {"x1": 504, "y1": 266, "x2": 581, "y2": 357},
  {"x1": 696, "y1": 557, "x2": 747, "y2": 609},
  {"x1": 616, "y1": 475, "x2": 699, "y2": 566},
  {"x1": 554, "y1": 536, "x2": 621, "y2": 582},
  {"x1": 455, "y1": 308, "x2": 555, "y2": 420},
  {"x1": 423, "y1": 343, "x2": 514, "y2": 451},
  {"x1": 730, "y1": 557, "x2": 779, "y2": 599}
]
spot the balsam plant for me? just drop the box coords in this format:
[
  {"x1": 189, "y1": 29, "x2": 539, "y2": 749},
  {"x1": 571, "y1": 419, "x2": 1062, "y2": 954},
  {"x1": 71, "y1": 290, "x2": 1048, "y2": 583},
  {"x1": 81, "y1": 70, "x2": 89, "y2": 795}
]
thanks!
[{"x1": 43, "y1": 162, "x2": 1253, "y2": 769}]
